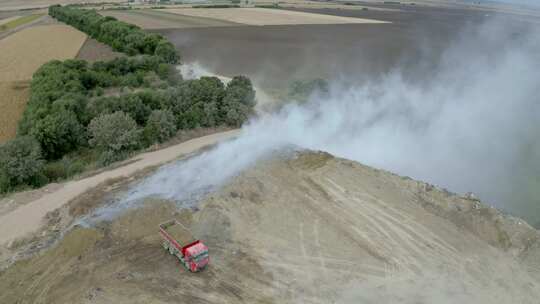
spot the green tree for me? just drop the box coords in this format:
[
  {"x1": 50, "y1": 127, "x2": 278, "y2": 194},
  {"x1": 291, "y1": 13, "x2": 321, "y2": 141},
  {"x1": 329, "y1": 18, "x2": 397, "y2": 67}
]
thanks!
[
  {"x1": 154, "y1": 40, "x2": 179, "y2": 64},
  {"x1": 219, "y1": 76, "x2": 255, "y2": 126},
  {"x1": 222, "y1": 100, "x2": 250, "y2": 127},
  {"x1": 226, "y1": 76, "x2": 256, "y2": 106},
  {"x1": 88, "y1": 112, "x2": 141, "y2": 163},
  {"x1": 29, "y1": 110, "x2": 85, "y2": 160},
  {"x1": 174, "y1": 77, "x2": 225, "y2": 128},
  {"x1": 143, "y1": 109, "x2": 177, "y2": 145},
  {"x1": 0, "y1": 136, "x2": 46, "y2": 192}
]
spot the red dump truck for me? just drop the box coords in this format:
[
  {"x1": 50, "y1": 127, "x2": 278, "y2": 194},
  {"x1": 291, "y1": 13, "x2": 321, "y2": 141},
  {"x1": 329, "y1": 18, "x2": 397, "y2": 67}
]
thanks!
[{"x1": 159, "y1": 220, "x2": 209, "y2": 272}]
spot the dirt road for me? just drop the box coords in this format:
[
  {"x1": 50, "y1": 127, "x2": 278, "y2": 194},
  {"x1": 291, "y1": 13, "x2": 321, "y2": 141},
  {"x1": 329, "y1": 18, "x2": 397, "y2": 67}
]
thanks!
[
  {"x1": 0, "y1": 130, "x2": 239, "y2": 246},
  {"x1": 1, "y1": 151, "x2": 538, "y2": 303}
]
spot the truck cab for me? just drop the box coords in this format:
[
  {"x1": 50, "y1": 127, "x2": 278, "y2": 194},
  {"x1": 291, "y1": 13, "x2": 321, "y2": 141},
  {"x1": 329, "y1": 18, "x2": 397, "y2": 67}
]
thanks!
[{"x1": 181, "y1": 240, "x2": 209, "y2": 272}]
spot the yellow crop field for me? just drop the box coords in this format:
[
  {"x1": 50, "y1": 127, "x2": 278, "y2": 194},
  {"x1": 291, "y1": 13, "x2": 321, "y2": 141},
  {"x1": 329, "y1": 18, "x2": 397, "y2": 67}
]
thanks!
[
  {"x1": 0, "y1": 14, "x2": 43, "y2": 31},
  {"x1": 0, "y1": 0, "x2": 122, "y2": 11},
  {"x1": 0, "y1": 24, "x2": 87, "y2": 82},
  {"x1": 164, "y1": 8, "x2": 388, "y2": 26},
  {"x1": 0, "y1": 24, "x2": 87, "y2": 143},
  {"x1": 0, "y1": 82, "x2": 29, "y2": 142}
]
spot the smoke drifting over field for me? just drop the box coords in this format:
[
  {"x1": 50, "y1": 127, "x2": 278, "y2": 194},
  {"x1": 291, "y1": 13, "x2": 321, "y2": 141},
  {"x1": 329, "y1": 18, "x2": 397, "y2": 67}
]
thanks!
[{"x1": 87, "y1": 18, "x2": 540, "y2": 225}]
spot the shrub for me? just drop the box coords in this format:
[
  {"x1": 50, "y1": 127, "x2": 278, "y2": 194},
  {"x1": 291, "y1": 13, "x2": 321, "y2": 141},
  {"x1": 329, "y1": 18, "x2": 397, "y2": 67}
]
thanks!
[
  {"x1": 51, "y1": 93, "x2": 90, "y2": 125},
  {"x1": 116, "y1": 94, "x2": 151, "y2": 124},
  {"x1": 157, "y1": 63, "x2": 181, "y2": 85},
  {"x1": 143, "y1": 109, "x2": 177, "y2": 145},
  {"x1": 220, "y1": 76, "x2": 255, "y2": 126},
  {"x1": 225, "y1": 76, "x2": 256, "y2": 106},
  {"x1": 43, "y1": 157, "x2": 85, "y2": 181},
  {"x1": 29, "y1": 110, "x2": 85, "y2": 160},
  {"x1": 174, "y1": 77, "x2": 225, "y2": 128},
  {"x1": 88, "y1": 111, "x2": 141, "y2": 160},
  {"x1": 288, "y1": 78, "x2": 329, "y2": 103},
  {"x1": 222, "y1": 101, "x2": 250, "y2": 127},
  {"x1": 0, "y1": 136, "x2": 46, "y2": 192},
  {"x1": 154, "y1": 41, "x2": 179, "y2": 64}
]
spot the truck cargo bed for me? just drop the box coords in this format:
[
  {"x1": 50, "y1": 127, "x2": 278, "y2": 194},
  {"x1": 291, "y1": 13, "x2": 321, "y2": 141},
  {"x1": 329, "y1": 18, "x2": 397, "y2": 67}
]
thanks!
[{"x1": 160, "y1": 221, "x2": 196, "y2": 246}]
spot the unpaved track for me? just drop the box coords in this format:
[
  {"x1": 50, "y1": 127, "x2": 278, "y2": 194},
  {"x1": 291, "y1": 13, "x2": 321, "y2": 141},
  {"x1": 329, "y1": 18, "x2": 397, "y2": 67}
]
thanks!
[{"x1": 0, "y1": 130, "x2": 239, "y2": 246}]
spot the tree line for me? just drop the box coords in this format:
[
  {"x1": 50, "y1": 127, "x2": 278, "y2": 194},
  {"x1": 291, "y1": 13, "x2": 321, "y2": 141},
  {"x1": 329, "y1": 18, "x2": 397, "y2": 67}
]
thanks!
[
  {"x1": 0, "y1": 5, "x2": 255, "y2": 193},
  {"x1": 48, "y1": 5, "x2": 178, "y2": 63}
]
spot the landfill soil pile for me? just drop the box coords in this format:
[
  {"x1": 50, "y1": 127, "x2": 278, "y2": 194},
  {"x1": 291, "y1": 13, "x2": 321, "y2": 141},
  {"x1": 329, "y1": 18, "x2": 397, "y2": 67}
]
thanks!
[{"x1": 1, "y1": 151, "x2": 539, "y2": 303}]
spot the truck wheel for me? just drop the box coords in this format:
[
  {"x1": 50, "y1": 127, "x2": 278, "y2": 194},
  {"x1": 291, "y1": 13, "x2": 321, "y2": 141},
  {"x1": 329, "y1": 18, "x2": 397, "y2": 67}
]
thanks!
[
  {"x1": 169, "y1": 247, "x2": 175, "y2": 255},
  {"x1": 162, "y1": 241, "x2": 169, "y2": 250}
]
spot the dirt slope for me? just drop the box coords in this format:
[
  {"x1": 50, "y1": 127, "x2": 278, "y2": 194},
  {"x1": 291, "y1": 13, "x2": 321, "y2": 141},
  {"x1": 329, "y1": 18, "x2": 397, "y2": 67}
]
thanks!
[{"x1": 0, "y1": 151, "x2": 539, "y2": 303}]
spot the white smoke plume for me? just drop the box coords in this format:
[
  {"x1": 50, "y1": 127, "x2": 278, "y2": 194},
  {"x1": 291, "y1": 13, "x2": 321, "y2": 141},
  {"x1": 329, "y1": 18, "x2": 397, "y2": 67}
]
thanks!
[{"x1": 85, "y1": 17, "x2": 540, "y2": 225}]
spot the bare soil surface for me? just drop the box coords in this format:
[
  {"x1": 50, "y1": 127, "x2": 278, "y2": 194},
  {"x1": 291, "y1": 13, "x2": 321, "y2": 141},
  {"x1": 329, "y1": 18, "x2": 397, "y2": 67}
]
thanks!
[
  {"x1": 76, "y1": 37, "x2": 123, "y2": 62},
  {"x1": 261, "y1": 0, "x2": 398, "y2": 11},
  {"x1": 0, "y1": 130, "x2": 239, "y2": 246},
  {"x1": 0, "y1": 151, "x2": 538, "y2": 303},
  {"x1": 0, "y1": 0, "x2": 122, "y2": 11},
  {"x1": 155, "y1": 7, "x2": 471, "y2": 90},
  {"x1": 156, "y1": 6, "x2": 538, "y2": 90},
  {"x1": 101, "y1": 9, "x2": 241, "y2": 29},
  {"x1": 164, "y1": 8, "x2": 388, "y2": 26}
]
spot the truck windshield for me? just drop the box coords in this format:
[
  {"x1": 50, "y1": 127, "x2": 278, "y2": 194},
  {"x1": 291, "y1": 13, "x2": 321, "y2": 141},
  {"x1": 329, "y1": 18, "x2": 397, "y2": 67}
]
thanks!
[{"x1": 192, "y1": 250, "x2": 208, "y2": 262}]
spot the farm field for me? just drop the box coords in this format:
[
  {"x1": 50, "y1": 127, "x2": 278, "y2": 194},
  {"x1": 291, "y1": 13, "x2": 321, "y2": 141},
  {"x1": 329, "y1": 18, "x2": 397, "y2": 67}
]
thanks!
[
  {"x1": 0, "y1": 2, "x2": 540, "y2": 303},
  {"x1": 0, "y1": 24, "x2": 86, "y2": 142},
  {"x1": 155, "y1": 5, "x2": 498, "y2": 90},
  {"x1": 0, "y1": 82, "x2": 29, "y2": 142},
  {"x1": 0, "y1": 15, "x2": 20, "y2": 26},
  {"x1": 101, "y1": 9, "x2": 240, "y2": 29},
  {"x1": 0, "y1": 24, "x2": 86, "y2": 81},
  {"x1": 0, "y1": 14, "x2": 43, "y2": 31},
  {"x1": 253, "y1": 0, "x2": 397, "y2": 11},
  {"x1": 163, "y1": 7, "x2": 388, "y2": 26},
  {"x1": 76, "y1": 37, "x2": 123, "y2": 62},
  {"x1": 0, "y1": 0, "x2": 122, "y2": 11}
]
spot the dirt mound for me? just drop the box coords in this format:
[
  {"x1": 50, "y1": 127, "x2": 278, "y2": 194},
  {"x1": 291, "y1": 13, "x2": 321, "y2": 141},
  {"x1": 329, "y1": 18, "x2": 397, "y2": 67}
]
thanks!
[{"x1": 1, "y1": 151, "x2": 539, "y2": 303}]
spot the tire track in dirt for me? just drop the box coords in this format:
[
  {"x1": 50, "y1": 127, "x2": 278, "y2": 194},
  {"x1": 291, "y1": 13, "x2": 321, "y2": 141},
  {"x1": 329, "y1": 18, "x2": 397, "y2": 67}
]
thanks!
[{"x1": 320, "y1": 176, "x2": 461, "y2": 274}]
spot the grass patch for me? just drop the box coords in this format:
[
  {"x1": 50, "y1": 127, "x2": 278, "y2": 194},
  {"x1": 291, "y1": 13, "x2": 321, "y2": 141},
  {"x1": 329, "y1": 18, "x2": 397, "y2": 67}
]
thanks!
[{"x1": 0, "y1": 14, "x2": 43, "y2": 32}]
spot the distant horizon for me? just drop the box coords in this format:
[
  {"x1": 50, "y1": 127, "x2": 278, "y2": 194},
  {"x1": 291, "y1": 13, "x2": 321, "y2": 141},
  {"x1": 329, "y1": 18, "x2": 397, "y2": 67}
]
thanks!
[
  {"x1": 490, "y1": 0, "x2": 540, "y2": 7},
  {"x1": 466, "y1": 0, "x2": 540, "y2": 8}
]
